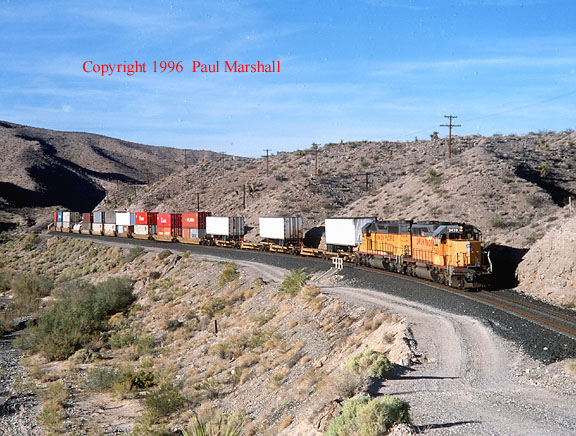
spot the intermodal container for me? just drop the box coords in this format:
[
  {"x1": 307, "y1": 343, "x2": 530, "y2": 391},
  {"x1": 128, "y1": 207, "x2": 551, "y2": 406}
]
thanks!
[
  {"x1": 92, "y1": 223, "x2": 103, "y2": 233},
  {"x1": 104, "y1": 211, "x2": 116, "y2": 224},
  {"x1": 136, "y1": 212, "x2": 158, "y2": 225},
  {"x1": 206, "y1": 216, "x2": 245, "y2": 237},
  {"x1": 157, "y1": 213, "x2": 182, "y2": 228},
  {"x1": 62, "y1": 212, "x2": 71, "y2": 222},
  {"x1": 156, "y1": 226, "x2": 181, "y2": 237},
  {"x1": 56, "y1": 211, "x2": 63, "y2": 222},
  {"x1": 82, "y1": 213, "x2": 93, "y2": 224},
  {"x1": 259, "y1": 216, "x2": 303, "y2": 241},
  {"x1": 134, "y1": 225, "x2": 156, "y2": 235},
  {"x1": 92, "y1": 212, "x2": 104, "y2": 224},
  {"x1": 182, "y1": 228, "x2": 207, "y2": 239},
  {"x1": 182, "y1": 212, "x2": 211, "y2": 229},
  {"x1": 103, "y1": 223, "x2": 117, "y2": 232},
  {"x1": 116, "y1": 212, "x2": 135, "y2": 226},
  {"x1": 117, "y1": 225, "x2": 134, "y2": 235},
  {"x1": 54, "y1": 211, "x2": 58, "y2": 223},
  {"x1": 325, "y1": 217, "x2": 376, "y2": 247}
]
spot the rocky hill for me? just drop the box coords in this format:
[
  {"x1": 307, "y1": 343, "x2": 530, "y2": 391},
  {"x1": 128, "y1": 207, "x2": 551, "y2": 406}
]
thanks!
[{"x1": 0, "y1": 121, "x2": 220, "y2": 231}]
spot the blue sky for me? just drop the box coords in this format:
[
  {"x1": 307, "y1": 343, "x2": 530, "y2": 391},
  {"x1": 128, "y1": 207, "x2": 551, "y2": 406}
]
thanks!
[{"x1": 1, "y1": 0, "x2": 575, "y2": 156}]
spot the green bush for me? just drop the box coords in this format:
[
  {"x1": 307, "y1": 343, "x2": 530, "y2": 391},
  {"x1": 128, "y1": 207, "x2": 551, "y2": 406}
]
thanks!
[
  {"x1": 124, "y1": 246, "x2": 145, "y2": 263},
  {"x1": 0, "y1": 269, "x2": 11, "y2": 292},
  {"x1": 85, "y1": 367, "x2": 124, "y2": 391},
  {"x1": 22, "y1": 234, "x2": 40, "y2": 250},
  {"x1": 201, "y1": 298, "x2": 227, "y2": 318},
  {"x1": 219, "y1": 262, "x2": 239, "y2": 286},
  {"x1": 279, "y1": 269, "x2": 307, "y2": 296},
  {"x1": 346, "y1": 350, "x2": 391, "y2": 379},
  {"x1": 110, "y1": 332, "x2": 136, "y2": 349},
  {"x1": 184, "y1": 414, "x2": 243, "y2": 436},
  {"x1": 143, "y1": 382, "x2": 186, "y2": 422},
  {"x1": 426, "y1": 168, "x2": 440, "y2": 183},
  {"x1": 11, "y1": 272, "x2": 54, "y2": 299},
  {"x1": 157, "y1": 250, "x2": 172, "y2": 260},
  {"x1": 16, "y1": 276, "x2": 135, "y2": 360},
  {"x1": 324, "y1": 396, "x2": 410, "y2": 436}
]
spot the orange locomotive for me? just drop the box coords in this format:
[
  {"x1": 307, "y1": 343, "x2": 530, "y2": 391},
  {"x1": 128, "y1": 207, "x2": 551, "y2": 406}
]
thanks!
[{"x1": 358, "y1": 220, "x2": 491, "y2": 289}]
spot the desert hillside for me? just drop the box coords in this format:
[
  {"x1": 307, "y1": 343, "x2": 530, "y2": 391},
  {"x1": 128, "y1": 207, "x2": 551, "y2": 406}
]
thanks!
[
  {"x1": 0, "y1": 121, "x2": 220, "y2": 231},
  {"x1": 0, "y1": 235, "x2": 413, "y2": 435}
]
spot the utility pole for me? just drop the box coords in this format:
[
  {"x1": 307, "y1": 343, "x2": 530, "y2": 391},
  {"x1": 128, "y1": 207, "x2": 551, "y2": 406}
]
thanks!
[
  {"x1": 184, "y1": 149, "x2": 188, "y2": 169},
  {"x1": 242, "y1": 184, "x2": 246, "y2": 209},
  {"x1": 312, "y1": 143, "x2": 319, "y2": 177},
  {"x1": 264, "y1": 149, "x2": 270, "y2": 176},
  {"x1": 196, "y1": 192, "x2": 200, "y2": 211},
  {"x1": 358, "y1": 173, "x2": 370, "y2": 191},
  {"x1": 440, "y1": 115, "x2": 461, "y2": 159}
]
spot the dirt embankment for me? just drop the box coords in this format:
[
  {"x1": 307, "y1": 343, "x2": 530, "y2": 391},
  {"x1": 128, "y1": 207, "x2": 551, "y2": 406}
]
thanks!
[{"x1": 516, "y1": 213, "x2": 576, "y2": 307}]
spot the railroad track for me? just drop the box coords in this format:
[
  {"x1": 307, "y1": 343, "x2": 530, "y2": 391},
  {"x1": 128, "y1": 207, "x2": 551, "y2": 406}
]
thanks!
[
  {"x1": 356, "y1": 264, "x2": 576, "y2": 341},
  {"x1": 51, "y1": 232, "x2": 576, "y2": 342}
]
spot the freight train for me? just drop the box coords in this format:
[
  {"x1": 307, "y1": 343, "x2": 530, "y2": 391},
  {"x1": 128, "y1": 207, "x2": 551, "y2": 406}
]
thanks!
[{"x1": 52, "y1": 211, "x2": 491, "y2": 289}]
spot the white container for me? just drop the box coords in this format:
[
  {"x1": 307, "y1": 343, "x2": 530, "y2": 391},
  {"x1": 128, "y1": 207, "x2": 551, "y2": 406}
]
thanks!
[
  {"x1": 206, "y1": 216, "x2": 245, "y2": 237},
  {"x1": 134, "y1": 224, "x2": 156, "y2": 235},
  {"x1": 259, "y1": 216, "x2": 303, "y2": 240},
  {"x1": 325, "y1": 217, "x2": 376, "y2": 247},
  {"x1": 116, "y1": 212, "x2": 135, "y2": 226},
  {"x1": 92, "y1": 223, "x2": 103, "y2": 233},
  {"x1": 104, "y1": 224, "x2": 117, "y2": 232},
  {"x1": 62, "y1": 221, "x2": 71, "y2": 228},
  {"x1": 62, "y1": 212, "x2": 71, "y2": 222}
]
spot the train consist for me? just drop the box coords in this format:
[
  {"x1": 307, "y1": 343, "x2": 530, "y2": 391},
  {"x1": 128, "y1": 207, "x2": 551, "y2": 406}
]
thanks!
[{"x1": 52, "y1": 211, "x2": 491, "y2": 289}]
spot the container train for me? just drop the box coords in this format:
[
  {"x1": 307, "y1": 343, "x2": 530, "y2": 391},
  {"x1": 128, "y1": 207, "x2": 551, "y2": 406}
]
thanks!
[{"x1": 52, "y1": 211, "x2": 491, "y2": 289}]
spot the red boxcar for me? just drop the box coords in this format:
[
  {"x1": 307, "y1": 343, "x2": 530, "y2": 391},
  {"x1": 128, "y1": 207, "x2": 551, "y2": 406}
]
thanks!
[
  {"x1": 82, "y1": 213, "x2": 93, "y2": 223},
  {"x1": 182, "y1": 212, "x2": 211, "y2": 229},
  {"x1": 136, "y1": 212, "x2": 158, "y2": 225}
]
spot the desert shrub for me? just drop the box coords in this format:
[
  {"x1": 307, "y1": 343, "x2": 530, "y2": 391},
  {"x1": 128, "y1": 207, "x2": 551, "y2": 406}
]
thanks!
[
  {"x1": 279, "y1": 269, "x2": 308, "y2": 296},
  {"x1": 110, "y1": 332, "x2": 136, "y2": 349},
  {"x1": 346, "y1": 350, "x2": 391, "y2": 378},
  {"x1": 202, "y1": 298, "x2": 227, "y2": 318},
  {"x1": 11, "y1": 272, "x2": 54, "y2": 299},
  {"x1": 37, "y1": 381, "x2": 68, "y2": 432},
  {"x1": 143, "y1": 382, "x2": 186, "y2": 422},
  {"x1": 184, "y1": 414, "x2": 243, "y2": 436},
  {"x1": 426, "y1": 168, "x2": 440, "y2": 183},
  {"x1": 164, "y1": 318, "x2": 183, "y2": 331},
  {"x1": 182, "y1": 250, "x2": 191, "y2": 259},
  {"x1": 540, "y1": 162, "x2": 551, "y2": 177},
  {"x1": 136, "y1": 335, "x2": 157, "y2": 355},
  {"x1": 324, "y1": 396, "x2": 410, "y2": 436},
  {"x1": 526, "y1": 194, "x2": 544, "y2": 208},
  {"x1": 0, "y1": 269, "x2": 10, "y2": 292},
  {"x1": 215, "y1": 342, "x2": 234, "y2": 360},
  {"x1": 16, "y1": 276, "x2": 135, "y2": 360},
  {"x1": 124, "y1": 246, "x2": 145, "y2": 263},
  {"x1": 219, "y1": 262, "x2": 239, "y2": 286},
  {"x1": 85, "y1": 367, "x2": 124, "y2": 391},
  {"x1": 157, "y1": 250, "x2": 172, "y2": 260},
  {"x1": 22, "y1": 233, "x2": 40, "y2": 250}
]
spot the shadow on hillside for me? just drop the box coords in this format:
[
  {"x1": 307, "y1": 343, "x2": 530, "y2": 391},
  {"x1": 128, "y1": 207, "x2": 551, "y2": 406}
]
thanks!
[{"x1": 485, "y1": 244, "x2": 529, "y2": 290}]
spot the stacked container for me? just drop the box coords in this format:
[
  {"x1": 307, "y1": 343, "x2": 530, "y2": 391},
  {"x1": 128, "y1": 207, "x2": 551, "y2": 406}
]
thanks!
[
  {"x1": 116, "y1": 212, "x2": 135, "y2": 236},
  {"x1": 206, "y1": 216, "x2": 245, "y2": 239},
  {"x1": 92, "y1": 212, "x2": 104, "y2": 234},
  {"x1": 55, "y1": 211, "x2": 63, "y2": 230},
  {"x1": 259, "y1": 216, "x2": 303, "y2": 243},
  {"x1": 62, "y1": 212, "x2": 80, "y2": 230},
  {"x1": 134, "y1": 212, "x2": 158, "y2": 236},
  {"x1": 157, "y1": 213, "x2": 182, "y2": 237},
  {"x1": 182, "y1": 211, "x2": 211, "y2": 239},
  {"x1": 325, "y1": 217, "x2": 376, "y2": 252},
  {"x1": 103, "y1": 211, "x2": 117, "y2": 236},
  {"x1": 81, "y1": 212, "x2": 93, "y2": 233}
]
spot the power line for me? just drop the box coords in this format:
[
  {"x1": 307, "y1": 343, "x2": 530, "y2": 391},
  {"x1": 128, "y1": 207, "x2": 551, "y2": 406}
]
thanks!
[{"x1": 440, "y1": 115, "x2": 461, "y2": 159}]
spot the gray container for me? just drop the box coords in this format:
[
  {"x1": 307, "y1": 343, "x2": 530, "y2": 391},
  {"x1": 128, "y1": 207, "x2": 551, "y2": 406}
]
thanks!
[
  {"x1": 259, "y1": 216, "x2": 303, "y2": 240},
  {"x1": 92, "y1": 212, "x2": 104, "y2": 224},
  {"x1": 206, "y1": 216, "x2": 245, "y2": 237}
]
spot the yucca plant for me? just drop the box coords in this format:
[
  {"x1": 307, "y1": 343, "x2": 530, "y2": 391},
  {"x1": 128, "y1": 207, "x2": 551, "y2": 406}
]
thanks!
[{"x1": 183, "y1": 414, "x2": 243, "y2": 436}]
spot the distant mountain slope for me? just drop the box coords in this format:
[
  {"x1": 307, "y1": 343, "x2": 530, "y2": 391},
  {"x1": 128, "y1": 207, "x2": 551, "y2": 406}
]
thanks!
[{"x1": 0, "y1": 120, "x2": 220, "y2": 229}]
